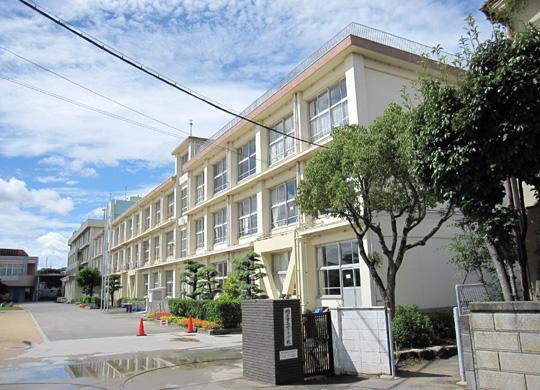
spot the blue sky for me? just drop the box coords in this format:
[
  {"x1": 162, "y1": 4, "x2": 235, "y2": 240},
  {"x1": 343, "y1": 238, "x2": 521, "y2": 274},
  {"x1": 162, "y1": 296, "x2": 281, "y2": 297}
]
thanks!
[{"x1": 0, "y1": 0, "x2": 493, "y2": 268}]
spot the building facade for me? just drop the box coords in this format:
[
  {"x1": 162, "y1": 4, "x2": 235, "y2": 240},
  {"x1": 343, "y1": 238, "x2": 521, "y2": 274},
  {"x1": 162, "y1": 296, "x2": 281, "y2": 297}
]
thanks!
[
  {"x1": 0, "y1": 248, "x2": 38, "y2": 302},
  {"x1": 63, "y1": 219, "x2": 105, "y2": 302},
  {"x1": 110, "y1": 23, "x2": 467, "y2": 310}
]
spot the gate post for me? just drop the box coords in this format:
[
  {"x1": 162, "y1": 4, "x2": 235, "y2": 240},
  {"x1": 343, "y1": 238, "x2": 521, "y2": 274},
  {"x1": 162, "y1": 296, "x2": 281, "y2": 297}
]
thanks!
[{"x1": 242, "y1": 299, "x2": 304, "y2": 385}]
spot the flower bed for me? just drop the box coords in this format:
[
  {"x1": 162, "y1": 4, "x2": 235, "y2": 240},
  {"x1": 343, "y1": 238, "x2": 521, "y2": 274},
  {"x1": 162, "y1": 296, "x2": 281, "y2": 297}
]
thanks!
[{"x1": 161, "y1": 315, "x2": 220, "y2": 330}]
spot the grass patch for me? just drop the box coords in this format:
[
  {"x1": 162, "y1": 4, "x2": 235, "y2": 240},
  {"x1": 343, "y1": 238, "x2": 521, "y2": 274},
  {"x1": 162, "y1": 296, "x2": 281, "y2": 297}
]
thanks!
[{"x1": 0, "y1": 305, "x2": 22, "y2": 311}]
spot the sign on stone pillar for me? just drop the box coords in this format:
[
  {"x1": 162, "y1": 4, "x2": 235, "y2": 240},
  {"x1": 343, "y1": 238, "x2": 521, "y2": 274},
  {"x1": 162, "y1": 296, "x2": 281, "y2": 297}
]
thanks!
[{"x1": 242, "y1": 299, "x2": 304, "y2": 385}]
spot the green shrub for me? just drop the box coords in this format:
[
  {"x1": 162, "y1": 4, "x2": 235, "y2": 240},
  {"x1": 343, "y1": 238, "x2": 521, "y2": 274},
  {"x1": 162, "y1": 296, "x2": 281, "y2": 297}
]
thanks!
[
  {"x1": 428, "y1": 310, "x2": 455, "y2": 341},
  {"x1": 168, "y1": 298, "x2": 241, "y2": 328},
  {"x1": 393, "y1": 305, "x2": 433, "y2": 349}
]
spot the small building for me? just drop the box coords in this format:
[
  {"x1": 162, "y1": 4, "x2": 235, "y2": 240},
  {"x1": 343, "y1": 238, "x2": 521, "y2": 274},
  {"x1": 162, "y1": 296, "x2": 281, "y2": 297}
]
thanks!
[{"x1": 0, "y1": 248, "x2": 39, "y2": 302}]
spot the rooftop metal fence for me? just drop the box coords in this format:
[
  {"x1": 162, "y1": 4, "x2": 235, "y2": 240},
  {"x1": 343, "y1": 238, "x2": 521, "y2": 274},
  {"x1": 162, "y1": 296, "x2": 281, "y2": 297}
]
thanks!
[{"x1": 196, "y1": 22, "x2": 456, "y2": 155}]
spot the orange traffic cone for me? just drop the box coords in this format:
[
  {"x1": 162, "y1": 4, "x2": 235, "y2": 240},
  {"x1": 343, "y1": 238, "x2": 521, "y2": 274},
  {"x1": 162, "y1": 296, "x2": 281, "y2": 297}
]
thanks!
[
  {"x1": 187, "y1": 314, "x2": 194, "y2": 333},
  {"x1": 137, "y1": 317, "x2": 146, "y2": 336}
]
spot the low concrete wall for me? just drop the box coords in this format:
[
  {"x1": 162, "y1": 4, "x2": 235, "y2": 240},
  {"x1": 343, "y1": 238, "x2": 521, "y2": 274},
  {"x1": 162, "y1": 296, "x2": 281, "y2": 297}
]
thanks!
[
  {"x1": 331, "y1": 307, "x2": 392, "y2": 375},
  {"x1": 468, "y1": 302, "x2": 540, "y2": 390}
]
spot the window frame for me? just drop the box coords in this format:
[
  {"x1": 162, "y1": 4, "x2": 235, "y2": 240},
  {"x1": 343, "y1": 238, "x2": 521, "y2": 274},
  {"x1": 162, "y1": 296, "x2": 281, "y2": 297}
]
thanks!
[
  {"x1": 144, "y1": 208, "x2": 151, "y2": 230},
  {"x1": 180, "y1": 187, "x2": 188, "y2": 215},
  {"x1": 237, "y1": 138, "x2": 256, "y2": 181},
  {"x1": 195, "y1": 218, "x2": 205, "y2": 249},
  {"x1": 180, "y1": 229, "x2": 187, "y2": 258},
  {"x1": 316, "y1": 239, "x2": 361, "y2": 297},
  {"x1": 166, "y1": 230, "x2": 174, "y2": 257},
  {"x1": 269, "y1": 115, "x2": 295, "y2": 165},
  {"x1": 165, "y1": 270, "x2": 174, "y2": 297},
  {"x1": 195, "y1": 172, "x2": 205, "y2": 204},
  {"x1": 270, "y1": 179, "x2": 298, "y2": 228},
  {"x1": 166, "y1": 192, "x2": 175, "y2": 218},
  {"x1": 272, "y1": 251, "x2": 290, "y2": 295},
  {"x1": 238, "y1": 196, "x2": 257, "y2": 237},
  {"x1": 309, "y1": 79, "x2": 348, "y2": 142},
  {"x1": 213, "y1": 158, "x2": 228, "y2": 194},
  {"x1": 153, "y1": 235, "x2": 160, "y2": 261}
]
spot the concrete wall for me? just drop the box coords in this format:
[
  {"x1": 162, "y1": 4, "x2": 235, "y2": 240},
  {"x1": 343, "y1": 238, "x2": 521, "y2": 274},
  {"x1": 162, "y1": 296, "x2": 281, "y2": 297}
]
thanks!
[
  {"x1": 331, "y1": 307, "x2": 392, "y2": 375},
  {"x1": 467, "y1": 302, "x2": 540, "y2": 390}
]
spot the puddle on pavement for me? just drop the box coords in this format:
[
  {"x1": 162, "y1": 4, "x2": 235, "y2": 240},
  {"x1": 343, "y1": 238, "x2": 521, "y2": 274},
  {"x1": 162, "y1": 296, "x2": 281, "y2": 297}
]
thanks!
[{"x1": 0, "y1": 347, "x2": 241, "y2": 385}]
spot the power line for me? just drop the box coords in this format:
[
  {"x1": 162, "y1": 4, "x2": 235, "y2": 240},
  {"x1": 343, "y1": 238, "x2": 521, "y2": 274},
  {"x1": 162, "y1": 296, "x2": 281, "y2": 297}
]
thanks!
[
  {"x1": 0, "y1": 45, "x2": 297, "y2": 167},
  {"x1": 0, "y1": 74, "x2": 181, "y2": 138},
  {"x1": 18, "y1": 0, "x2": 327, "y2": 149}
]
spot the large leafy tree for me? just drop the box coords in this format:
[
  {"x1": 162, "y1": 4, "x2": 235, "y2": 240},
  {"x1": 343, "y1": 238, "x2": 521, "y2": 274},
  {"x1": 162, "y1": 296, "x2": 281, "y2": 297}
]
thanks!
[
  {"x1": 75, "y1": 267, "x2": 101, "y2": 297},
  {"x1": 180, "y1": 260, "x2": 204, "y2": 299},
  {"x1": 413, "y1": 23, "x2": 540, "y2": 300},
  {"x1": 297, "y1": 104, "x2": 453, "y2": 315},
  {"x1": 232, "y1": 251, "x2": 266, "y2": 299}
]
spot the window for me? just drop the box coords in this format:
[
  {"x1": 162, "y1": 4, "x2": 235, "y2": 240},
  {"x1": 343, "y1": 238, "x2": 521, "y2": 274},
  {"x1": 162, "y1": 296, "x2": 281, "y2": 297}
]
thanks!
[
  {"x1": 144, "y1": 208, "x2": 151, "y2": 230},
  {"x1": 127, "y1": 220, "x2": 132, "y2": 239},
  {"x1": 115, "y1": 227, "x2": 120, "y2": 245},
  {"x1": 272, "y1": 252, "x2": 290, "y2": 294},
  {"x1": 237, "y1": 138, "x2": 256, "y2": 180},
  {"x1": 180, "y1": 187, "x2": 188, "y2": 215},
  {"x1": 195, "y1": 218, "x2": 205, "y2": 249},
  {"x1": 179, "y1": 153, "x2": 189, "y2": 174},
  {"x1": 270, "y1": 179, "x2": 297, "y2": 228},
  {"x1": 143, "y1": 240, "x2": 150, "y2": 263},
  {"x1": 214, "y1": 261, "x2": 228, "y2": 287},
  {"x1": 0, "y1": 264, "x2": 27, "y2": 276},
  {"x1": 166, "y1": 192, "x2": 175, "y2": 218},
  {"x1": 269, "y1": 115, "x2": 295, "y2": 164},
  {"x1": 309, "y1": 79, "x2": 348, "y2": 141},
  {"x1": 213, "y1": 158, "x2": 227, "y2": 193},
  {"x1": 317, "y1": 239, "x2": 360, "y2": 296},
  {"x1": 238, "y1": 196, "x2": 257, "y2": 237},
  {"x1": 213, "y1": 208, "x2": 228, "y2": 244},
  {"x1": 126, "y1": 247, "x2": 132, "y2": 269},
  {"x1": 153, "y1": 272, "x2": 160, "y2": 289},
  {"x1": 134, "y1": 214, "x2": 140, "y2": 235},
  {"x1": 154, "y1": 235, "x2": 160, "y2": 261},
  {"x1": 154, "y1": 200, "x2": 161, "y2": 225},
  {"x1": 134, "y1": 244, "x2": 140, "y2": 267},
  {"x1": 180, "y1": 230, "x2": 187, "y2": 257},
  {"x1": 143, "y1": 274, "x2": 149, "y2": 297},
  {"x1": 166, "y1": 270, "x2": 174, "y2": 297},
  {"x1": 166, "y1": 230, "x2": 174, "y2": 257},
  {"x1": 195, "y1": 172, "x2": 205, "y2": 204}
]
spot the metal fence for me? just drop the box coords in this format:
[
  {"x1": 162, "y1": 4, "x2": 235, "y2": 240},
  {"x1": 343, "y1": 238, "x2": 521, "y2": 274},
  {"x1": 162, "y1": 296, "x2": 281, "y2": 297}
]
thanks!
[
  {"x1": 195, "y1": 22, "x2": 456, "y2": 157},
  {"x1": 455, "y1": 283, "x2": 489, "y2": 315},
  {"x1": 302, "y1": 312, "x2": 334, "y2": 377}
]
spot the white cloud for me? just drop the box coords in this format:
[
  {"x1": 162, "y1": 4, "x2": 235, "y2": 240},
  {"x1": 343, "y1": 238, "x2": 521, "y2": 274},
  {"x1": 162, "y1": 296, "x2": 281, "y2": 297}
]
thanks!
[
  {"x1": 34, "y1": 232, "x2": 71, "y2": 269},
  {"x1": 87, "y1": 206, "x2": 105, "y2": 219},
  {"x1": 35, "y1": 175, "x2": 78, "y2": 185},
  {"x1": 0, "y1": 177, "x2": 74, "y2": 214}
]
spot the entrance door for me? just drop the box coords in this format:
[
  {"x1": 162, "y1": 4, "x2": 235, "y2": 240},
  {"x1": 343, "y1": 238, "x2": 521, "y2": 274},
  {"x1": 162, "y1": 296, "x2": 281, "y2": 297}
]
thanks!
[{"x1": 342, "y1": 268, "x2": 361, "y2": 307}]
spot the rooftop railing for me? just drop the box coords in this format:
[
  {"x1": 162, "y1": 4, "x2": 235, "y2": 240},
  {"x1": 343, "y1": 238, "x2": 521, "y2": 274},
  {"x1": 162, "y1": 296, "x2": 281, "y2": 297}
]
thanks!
[{"x1": 195, "y1": 22, "x2": 456, "y2": 156}]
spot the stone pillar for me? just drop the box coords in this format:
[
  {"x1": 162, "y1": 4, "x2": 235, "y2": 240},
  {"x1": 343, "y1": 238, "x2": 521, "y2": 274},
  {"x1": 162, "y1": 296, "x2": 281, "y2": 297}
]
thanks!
[{"x1": 242, "y1": 299, "x2": 304, "y2": 385}]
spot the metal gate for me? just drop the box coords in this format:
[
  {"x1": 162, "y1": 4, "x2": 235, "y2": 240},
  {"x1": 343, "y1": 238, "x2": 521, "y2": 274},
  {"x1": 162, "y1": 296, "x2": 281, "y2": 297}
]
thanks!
[{"x1": 301, "y1": 312, "x2": 334, "y2": 377}]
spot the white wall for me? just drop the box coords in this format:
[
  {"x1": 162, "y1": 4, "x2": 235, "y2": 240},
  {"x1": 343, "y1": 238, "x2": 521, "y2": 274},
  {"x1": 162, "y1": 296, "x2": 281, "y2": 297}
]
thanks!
[{"x1": 331, "y1": 307, "x2": 392, "y2": 375}]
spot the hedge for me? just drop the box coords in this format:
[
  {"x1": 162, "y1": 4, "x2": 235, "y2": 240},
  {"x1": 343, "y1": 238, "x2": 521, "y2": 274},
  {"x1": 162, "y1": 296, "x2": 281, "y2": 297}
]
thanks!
[
  {"x1": 392, "y1": 305, "x2": 433, "y2": 349},
  {"x1": 168, "y1": 298, "x2": 241, "y2": 328}
]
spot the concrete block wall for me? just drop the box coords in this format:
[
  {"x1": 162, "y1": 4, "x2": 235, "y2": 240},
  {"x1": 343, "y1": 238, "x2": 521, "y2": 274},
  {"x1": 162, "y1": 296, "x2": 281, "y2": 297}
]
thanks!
[
  {"x1": 331, "y1": 307, "x2": 392, "y2": 375},
  {"x1": 468, "y1": 302, "x2": 540, "y2": 390}
]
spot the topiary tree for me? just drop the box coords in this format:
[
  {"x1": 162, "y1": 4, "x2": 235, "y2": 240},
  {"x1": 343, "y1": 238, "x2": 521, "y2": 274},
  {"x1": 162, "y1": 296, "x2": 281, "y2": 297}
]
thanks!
[
  {"x1": 297, "y1": 104, "x2": 454, "y2": 316},
  {"x1": 196, "y1": 265, "x2": 219, "y2": 300},
  {"x1": 75, "y1": 267, "x2": 101, "y2": 297},
  {"x1": 107, "y1": 274, "x2": 122, "y2": 307},
  {"x1": 180, "y1": 260, "x2": 204, "y2": 299},
  {"x1": 232, "y1": 251, "x2": 266, "y2": 299}
]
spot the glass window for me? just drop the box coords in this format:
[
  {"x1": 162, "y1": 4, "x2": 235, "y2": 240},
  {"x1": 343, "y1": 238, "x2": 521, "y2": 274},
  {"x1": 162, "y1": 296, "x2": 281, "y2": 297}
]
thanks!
[
  {"x1": 179, "y1": 153, "x2": 189, "y2": 174},
  {"x1": 195, "y1": 172, "x2": 205, "y2": 204},
  {"x1": 195, "y1": 218, "x2": 205, "y2": 249},
  {"x1": 134, "y1": 214, "x2": 140, "y2": 235},
  {"x1": 269, "y1": 115, "x2": 295, "y2": 165},
  {"x1": 213, "y1": 208, "x2": 228, "y2": 244},
  {"x1": 166, "y1": 192, "x2": 175, "y2": 218},
  {"x1": 126, "y1": 247, "x2": 132, "y2": 269},
  {"x1": 144, "y1": 208, "x2": 151, "y2": 230},
  {"x1": 180, "y1": 187, "x2": 188, "y2": 215},
  {"x1": 214, "y1": 261, "x2": 228, "y2": 287},
  {"x1": 180, "y1": 230, "x2": 187, "y2": 257},
  {"x1": 154, "y1": 200, "x2": 161, "y2": 225},
  {"x1": 143, "y1": 273, "x2": 149, "y2": 297},
  {"x1": 134, "y1": 244, "x2": 140, "y2": 267},
  {"x1": 153, "y1": 272, "x2": 160, "y2": 288},
  {"x1": 154, "y1": 235, "x2": 160, "y2": 261},
  {"x1": 272, "y1": 252, "x2": 290, "y2": 294},
  {"x1": 166, "y1": 230, "x2": 174, "y2": 257},
  {"x1": 317, "y1": 239, "x2": 360, "y2": 296},
  {"x1": 238, "y1": 196, "x2": 257, "y2": 237},
  {"x1": 213, "y1": 158, "x2": 227, "y2": 193},
  {"x1": 143, "y1": 240, "x2": 150, "y2": 263},
  {"x1": 270, "y1": 179, "x2": 297, "y2": 228},
  {"x1": 309, "y1": 79, "x2": 348, "y2": 141},
  {"x1": 237, "y1": 138, "x2": 256, "y2": 180},
  {"x1": 166, "y1": 270, "x2": 174, "y2": 297}
]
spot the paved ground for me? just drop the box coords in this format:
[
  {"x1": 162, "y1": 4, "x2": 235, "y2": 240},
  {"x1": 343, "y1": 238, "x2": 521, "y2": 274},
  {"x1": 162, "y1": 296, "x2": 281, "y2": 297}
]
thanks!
[
  {"x1": 0, "y1": 310, "x2": 42, "y2": 359},
  {"x1": 0, "y1": 302, "x2": 465, "y2": 389},
  {"x1": 21, "y1": 302, "x2": 173, "y2": 341}
]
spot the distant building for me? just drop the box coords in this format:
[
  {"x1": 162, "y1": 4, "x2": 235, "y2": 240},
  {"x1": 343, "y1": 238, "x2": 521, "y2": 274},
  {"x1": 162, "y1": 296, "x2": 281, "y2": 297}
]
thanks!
[
  {"x1": 62, "y1": 219, "x2": 105, "y2": 302},
  {"x1": 0, "y1": 248, "x2": 38, "y2": 302}
]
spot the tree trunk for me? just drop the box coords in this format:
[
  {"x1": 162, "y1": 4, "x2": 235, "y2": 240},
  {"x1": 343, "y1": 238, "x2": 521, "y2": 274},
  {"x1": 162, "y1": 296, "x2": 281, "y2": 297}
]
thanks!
[{"x1": 486, "y1": 237, "x2": 514, "y2": 301}]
